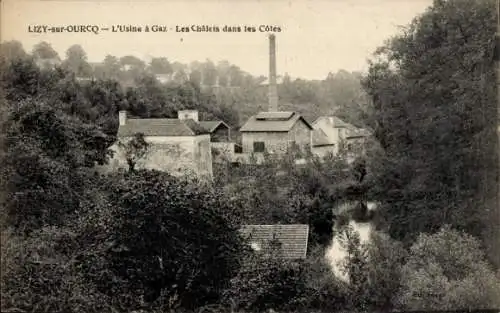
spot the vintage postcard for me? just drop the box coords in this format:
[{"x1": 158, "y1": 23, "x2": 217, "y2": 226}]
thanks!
[{"x1": 1, "y1": 0, "x2": 499, "y2": 312}]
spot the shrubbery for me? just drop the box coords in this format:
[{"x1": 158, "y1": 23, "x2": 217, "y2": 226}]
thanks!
[
  {"x1": 2, "y1": 0, "x2": 499, "y2": 311},
  {"x1": 396, "y1": 226, "x2": 500, "y2": 310}
]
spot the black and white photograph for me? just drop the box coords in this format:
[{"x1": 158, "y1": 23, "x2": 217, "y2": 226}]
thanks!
[{"x1": 0, "y1": 0, "x2": 499, "y2": 312}]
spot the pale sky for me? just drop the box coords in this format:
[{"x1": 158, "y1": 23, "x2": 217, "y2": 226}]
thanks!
[{"x1": 1, "y1": 0, "x2": 432, "y2": 80}]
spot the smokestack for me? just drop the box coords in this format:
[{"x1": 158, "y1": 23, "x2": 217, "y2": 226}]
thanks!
[{"x1": 268, "y1": 34, "x2": 278, "y2": 112}]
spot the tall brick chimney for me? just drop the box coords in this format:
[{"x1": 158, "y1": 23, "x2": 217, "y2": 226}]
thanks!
[{"x1": 268, "y1": 34, "x2": 279, "y2": 112}]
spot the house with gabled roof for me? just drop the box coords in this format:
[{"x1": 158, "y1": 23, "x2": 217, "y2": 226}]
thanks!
[
  {"x1": 108, "y1": 110, "x2": 213, "y2": 178},
  {"x1": 196, "y1": 115, "x2": 236, "y2": 163},
  {"x1": 198, "y1": 120, "x2": 231, "y2": 142},
  {"x1": 239, "y1": 111, "x2": 314, "y2": 155},
  {"x1": 239, "y1": 224, "x2": 310, "y2": 259},
  {"x1": 312, "y1": 115, "x2": 372, "y2": 157},
  {"x1": 312, "y1": 116, "x2": 350, "y2": 152}
]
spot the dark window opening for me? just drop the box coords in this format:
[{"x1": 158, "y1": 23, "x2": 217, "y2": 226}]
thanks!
[{"x1": 253, "y1": 141, "x2": 265, "y2": 153}]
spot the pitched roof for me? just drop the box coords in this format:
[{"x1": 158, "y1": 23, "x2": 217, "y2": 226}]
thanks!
[
  {"x1": 312, "y1": 129, "x2": 334, "y2": 147},
  {"x1": 239, "y1": 111, "x2": 313, "y2": 132},
  {"x1": 313, "y1": 116, "x2": 350, "y2": 128},
  {"x1": 239, "y1": 224, "x2": 309, "y2": 259},
  {"x1": 198, "y1": 120, "x2": 230, "y2": 133},
  {"x1": 117, "y1": 118, "x2": 208, "y2": 137}
]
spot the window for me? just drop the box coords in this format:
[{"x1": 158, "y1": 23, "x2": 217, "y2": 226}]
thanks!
[{"x1": 253, "y1": 141, "x2": 265, "y2": 153}]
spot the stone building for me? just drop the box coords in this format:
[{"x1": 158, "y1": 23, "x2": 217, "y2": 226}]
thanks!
[
  {"x1": 311, "y1": 116, "x2": 350, "y2": 156},
  {"x1": 312, "y1": 115, "x2": 371, "y2": 159},
  {"x1": 239, "y1": 111, "x2": 313, "y2": 154},
  {"x1": 236, "y1": 35, "x2": 315, "y2": 156},
  {"x1": 199, "y1": 120, "x2": 235, "y2": 162},
  {"x1": 108, "y1": 110, "x2": 213, "y2": 179}
]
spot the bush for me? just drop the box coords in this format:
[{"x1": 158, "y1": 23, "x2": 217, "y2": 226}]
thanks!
[
  {"x1": 335, "y1": 224, "x2": 408, "y2": 311},
  {"x1": 222, "y1": 252, "x2": 308, "y2": 312},
  {"x1": 302, "y1": 247, "x2": 351, "y2": 311},
  {"x1": 1, "y1": 227, "x2": 110, "y2": 313},
  {"x1": 92, "y1": 169, "x2": 246, "y2": 311},
  {"x1": 396, "y1": 226, "x2": 500, "y2": 310}
]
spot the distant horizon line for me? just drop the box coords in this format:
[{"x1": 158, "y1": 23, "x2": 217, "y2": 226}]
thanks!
[{"x1": 2, "y1": 38, "x2": 370, "y2": 80}]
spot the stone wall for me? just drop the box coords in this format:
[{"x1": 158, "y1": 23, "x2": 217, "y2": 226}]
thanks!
[
  {"x1": 193, "y1": 134, "x2": 213, "y2": 179},
  {"x1": 107, "y1": 135, "x2": 213, "y2": 178}
]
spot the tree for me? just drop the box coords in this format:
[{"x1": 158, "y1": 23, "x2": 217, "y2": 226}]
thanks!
[
  {"x1": 1, "y1": 58, "x2": 114, "y2": 232},
  {"x1": 120, "y1": 55, "x2": 145, "y2": 69},
  {"x1": 189, "y1": 68, "x2": 202, "y2": 86},
  {"x1": 201, "y1": 59, "x2": 218, "y2": 86},
  {"x1": 101, "y1": 55, "x2": 121, "y2": 79},
  {"x1": 222, "y1": 252, "x2": 308, "y2": 312},
  {"x1": 301, "y1": 247, "x2": 350, "y2": 311},
  {"x1": 80, "y1": 79, "x2": 127, "y2": 135},
  {"x1": 32, "y1": 41, "x2": 59, "y2": 60},
  {"x1": 95, "y1": 170, "x2": 245, "y2": 311},
  {"x1": 117, "y1": 132, "x2": 149, "y2": 172},
  {"x1": 396, "y1": 226, "x2": 500, "y2": 310},
  {"x1": 228, "y1": 64, "x2": 244, "y2": 86},
  {"x1": 336, "y1": 223, "x2": 369, "y2": 309},
  {"x1": 62, "y1": 44, "x2": 92, "y2": 77},
  {"x1": 1, "y1": 226, "x2": 110, "y2": 313},
  {"x1": 361, "y1": 0, "x2": 498, "y2": 253},
  {"x1": 172, "y1": 68, "x2": 188, "y2": 84},
  {"x1": 357, "y1": 232, "x2": 408, "y2": 311},
  {"x1": 149, "y1": 57, "x2": 172, "y2": 75},
  {"x1": 2, "y1": 98, "x2": 113, "y2": 232},
  {"x1": 0, "y1": 40, "x2": 27, "y2": 62},
  {"x1": 120, "y1": 55, "x2": 146, "y2": 82}
]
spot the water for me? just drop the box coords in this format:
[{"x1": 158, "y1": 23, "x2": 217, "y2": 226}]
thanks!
[{"x1": 324, "y1": 220, "x2": 373, "y2": 281}]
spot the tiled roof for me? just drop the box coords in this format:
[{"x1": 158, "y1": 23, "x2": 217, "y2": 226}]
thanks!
[
  {"x1": 117, "y1": 118, "x2": 208, "y2": 137},
  {"x1": 198, "y1": 120, "x2": 230, "y2": 133},
  {"x1": 239, "y1": 111, "x2": 313, "y2": 132},
  {"x1": 312, "y1": 129, "x2": 334, "y2": 147},
  {"x1": 239, "y1": 224, "x2": 309, "y2": 259}
]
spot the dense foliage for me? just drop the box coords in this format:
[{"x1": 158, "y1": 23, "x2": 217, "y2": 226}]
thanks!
[
  {"x1": 362, "y1": 0, "x2": 499, "y2": 260},
  {"x1": 87, "y1": 170, "x2": 245, "y2": 311},
  {"x1": 1, "y1": 0, "x2": 499, "y2": 311}
]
